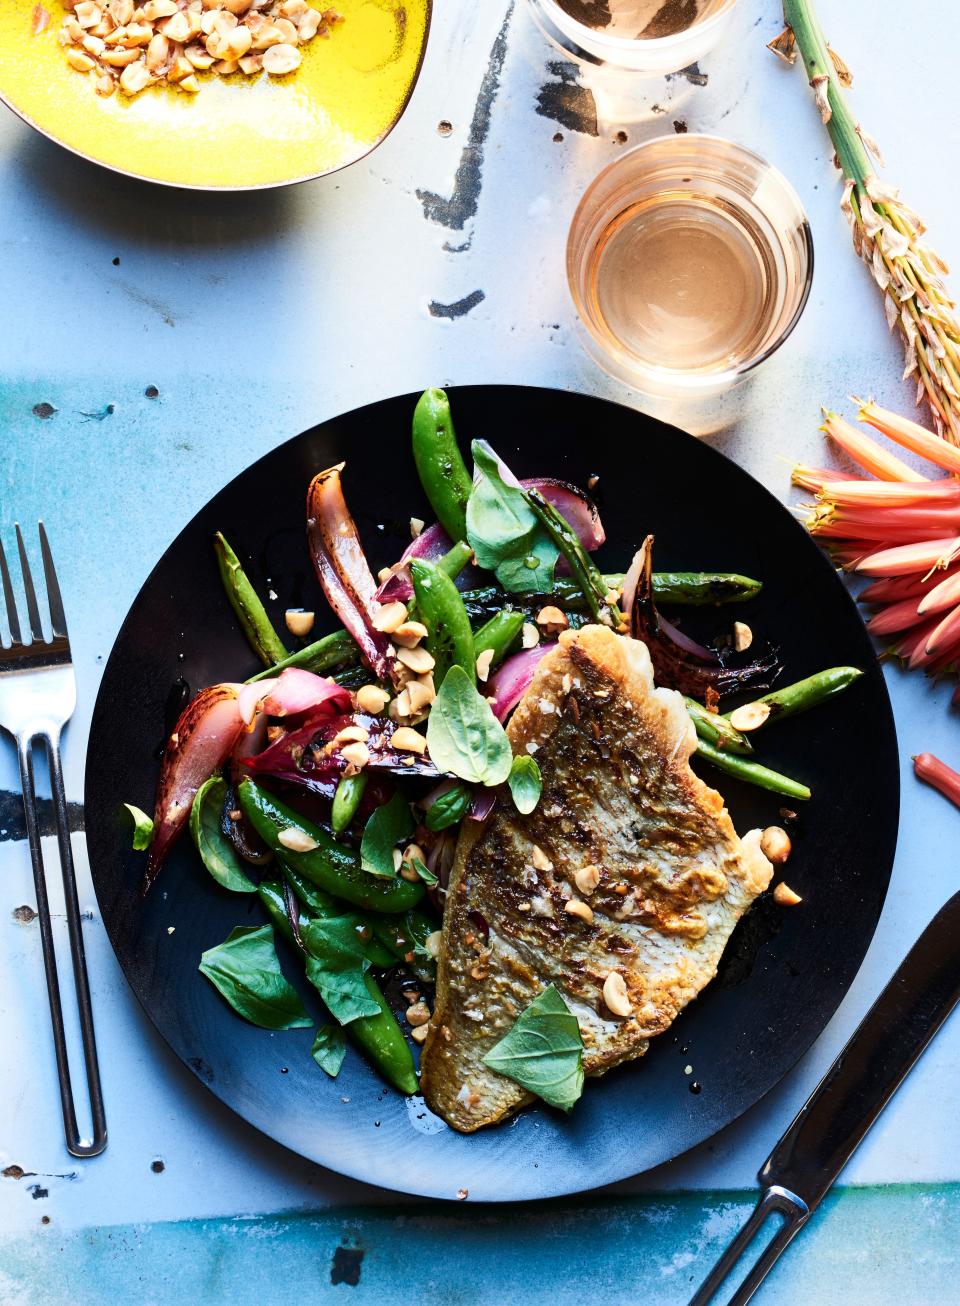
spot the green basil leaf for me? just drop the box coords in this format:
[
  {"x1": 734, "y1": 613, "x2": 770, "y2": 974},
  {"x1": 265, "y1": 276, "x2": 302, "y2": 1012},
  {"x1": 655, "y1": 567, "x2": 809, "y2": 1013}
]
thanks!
[
  {"x1": 411, "y1": 857, "x2": 438, "y2": 887},
  {"x1": 508, "y1": 755, "x2": 542, "y2": 815},
  {"x1": 360, "y1": 792, "x2": 415, "y2": 879},
  {"x1": 466, "y1": 441, "x2": 558, "y2": 594},
  {"x1": 302, "y1": 917, "x2": 381, "y2": 1025},
  {"x1": 482, "y1": 984, "x2": 584, "y2": 1111},
  {"x1": 124, "y1": 802, "x2": 154, "y2": 851},
  {"x1": 426, "y1": 665, "x2": 513, "y2": 787},
  {"x1": 199, "y1": 925, "x2": 312, "y2": 1030},
  {"x1": 311, "y1": 1025, "x2": 347, "y2": 1078},
  {"x1": 189, "y1": 775, "x2": 256, "y2": 892},
  {"x1": 425, "y1": 782, "x2": 472, "y2": 832}
]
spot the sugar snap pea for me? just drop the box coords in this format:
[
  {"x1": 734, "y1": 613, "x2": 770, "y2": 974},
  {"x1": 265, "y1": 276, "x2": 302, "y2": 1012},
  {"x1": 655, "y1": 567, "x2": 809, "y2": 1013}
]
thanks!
[
  {"x1": 724, "y1": 667, "x2": 863, "y2": 728},
  {"x1": 239, "y1": 780, "x2": 424, "y2": 913},
  {"x1": 270, "y1": 866, "x2": 396, "y2": 968},
  {"x1": 214, "y1": 531, "x2": 288, "y2": 667},
  {"x1": 369, "y1": 907, "x2": 439, "y2": 983},
  {"x1": 245, "y1": 629, "x2": 358, "y2": 684},
  {"x1": 473, "y1": 609, "x2": 524, "y2": 671},
  {"x1": 410, "y1": 557, "x2": 476, "y2": 686},
  {"x1": 460, "y1": 572, "x2": 762, "y2": 622},
  {"x1": 412, "y1": 388, "x2": 473, "y2": 543},
  {"x1": 694, "y1": 739, "x2": 811, "y2": 801},
  {"x1": 332, "y1": 772, "x2": 368, "y2": 833}
]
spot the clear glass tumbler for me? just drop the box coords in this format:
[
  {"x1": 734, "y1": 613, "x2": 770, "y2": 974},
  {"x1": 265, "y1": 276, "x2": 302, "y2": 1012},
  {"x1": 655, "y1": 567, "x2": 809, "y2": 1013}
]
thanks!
[
  {"x1": 526, "y1": 0, "x2": 738, "y2": 77},
  {"x1": 566, "y1": 134, "x2": 814, "y2": 401}
]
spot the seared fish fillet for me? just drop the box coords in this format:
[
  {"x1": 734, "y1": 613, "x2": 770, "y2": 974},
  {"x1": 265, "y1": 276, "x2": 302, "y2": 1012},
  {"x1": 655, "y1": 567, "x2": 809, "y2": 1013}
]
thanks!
[{"x1": 420, "y1": 625, "x2": 772, "y2": 1132}]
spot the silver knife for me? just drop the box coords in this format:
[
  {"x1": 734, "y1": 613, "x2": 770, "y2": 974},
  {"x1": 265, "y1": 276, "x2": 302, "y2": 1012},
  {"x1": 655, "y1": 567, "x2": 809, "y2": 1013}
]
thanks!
[{"x1": 690, "y1": 889, "x2": 960, "y2": 1306}]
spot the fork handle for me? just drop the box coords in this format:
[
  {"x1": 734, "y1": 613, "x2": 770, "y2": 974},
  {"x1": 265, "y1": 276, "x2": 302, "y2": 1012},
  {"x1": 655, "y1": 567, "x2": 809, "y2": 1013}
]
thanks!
[{"x1": 17, "y1": 730, "x2": 107, "y2": 1158}]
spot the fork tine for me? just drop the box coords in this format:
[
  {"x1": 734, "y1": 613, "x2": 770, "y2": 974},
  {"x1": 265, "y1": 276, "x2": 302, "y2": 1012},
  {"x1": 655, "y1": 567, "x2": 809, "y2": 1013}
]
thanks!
[
  {"x1": 38, "y1": 523, "x2": 68, "y2": 641},
  {"x1": 0, "y1": 536, "x2": 22, "y2": 646},
  {"x1": 15, "y1": 523, "x2": 45, "y2": 644}
]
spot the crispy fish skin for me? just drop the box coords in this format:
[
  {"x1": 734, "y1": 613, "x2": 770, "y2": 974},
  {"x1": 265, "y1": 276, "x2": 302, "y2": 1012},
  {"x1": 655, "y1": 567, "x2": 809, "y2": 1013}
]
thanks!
[{"x1": 420, "y1": 625, "x2": 772, "y2": 1133}]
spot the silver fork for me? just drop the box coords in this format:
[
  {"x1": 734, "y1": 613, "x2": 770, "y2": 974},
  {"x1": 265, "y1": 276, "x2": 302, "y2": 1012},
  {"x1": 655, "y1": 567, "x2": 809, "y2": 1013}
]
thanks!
[{"x1": 0, "y1": 523, "x2": 107, "y2": 1157}]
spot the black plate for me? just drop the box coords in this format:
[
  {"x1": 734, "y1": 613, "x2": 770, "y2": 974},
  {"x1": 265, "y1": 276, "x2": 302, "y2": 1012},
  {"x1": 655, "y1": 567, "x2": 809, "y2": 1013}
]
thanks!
[{"x1": 85, "y1": 386, "x2": 899, "y2": 1202}]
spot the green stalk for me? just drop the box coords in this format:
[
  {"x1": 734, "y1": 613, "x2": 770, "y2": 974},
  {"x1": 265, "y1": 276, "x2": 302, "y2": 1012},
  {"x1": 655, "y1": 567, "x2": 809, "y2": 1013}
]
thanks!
[
  {"x1": 245, "y1": 629, "x2": 358, "y2": 683},
  {"x1": 214, "y1": 532, "x2": 288, "y2": 667}
]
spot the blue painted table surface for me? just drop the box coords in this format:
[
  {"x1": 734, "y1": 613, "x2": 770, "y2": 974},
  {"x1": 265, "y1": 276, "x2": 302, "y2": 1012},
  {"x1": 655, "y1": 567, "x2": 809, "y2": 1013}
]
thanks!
[{"x1": 2, "y1": 1, "x2": 960, "y2": 1301}]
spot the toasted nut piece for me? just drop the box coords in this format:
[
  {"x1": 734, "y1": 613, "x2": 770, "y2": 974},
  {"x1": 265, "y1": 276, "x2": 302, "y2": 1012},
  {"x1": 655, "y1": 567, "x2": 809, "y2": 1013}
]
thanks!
[
  {"x1": 184, "y1": 40, "x2": 213, "y2": 65},
  {"x1": 531, "y1": 845, "x2": 553, "y2": 872},
  {"x1": 393, "y1": 620, "x2": 429, "y2": 648},
  {"x1": 475, "y1": 648, "x2": 494, "y2": 683},
  {"x1": 603, "y1": 971, "x2": 632, "y2": 1018},
  {"x1": 521, "y1": 622, "x2": 540, "y2": 650},
  {"x1": 396, "y1": 645, "x2": 435, "y2": 675},
  {"x1": 165, "y1": 53, "x2": 192, "y2": 79},
  {"x1": 732, "y1": 621, "x2": 753, "y2": 652},
  {"x1": 102, "y1": 22, "x2": 128, "y2": 42},
  {"x1": 213, "y1": 56, "x2": 239, "y2": 72},
  {"x1": 564, "y1": 899, "x2": 594, "y2": 923},
  {"x1": 272, "y1": 16, "x2": 298, "y2": 41},
  {"x1": 334, "y1": 725, "x2": 369, "y2": 745},
  {"x1": 410, "y1": 1024, "x2": 430, "y2": 1044},
  {"x1": 340, "y1": 741, "x2": 370, "y2": 769},
  {"x1": 145, "y1": 31, "x2": 170, "y2": 68},
  {"x1": 238, "y1": 52, "x2": 262, "y2": 72},
  {"x1": 220, "y1": 0, "x2": 253, "y2": 12},
  {"x1": 74, "y1": 1, "x2": 102, "y2": 26},
  {"x1": 391, "y1": 689, "x2": 411, "y2": 720},
  {"x1": 279, "y1": 0, "x2": 308, "y2": 15},
  {"x1": 760, "y1": 826, "x2": 792, "y2": 865},
  {"x1": 66, "y1": 46, "x2": 97, "y2": 69},
  {"x1": 773, "y1": 882, "x2": 803, "y2": 907},
  {"x1": 391, "y1": 847, "x2": 404, "y2": 873},
  {"x1": 142, "y1": 0, "x2": 176, "y2": 16},
  {"x1": 63, "y1": 15, "x2": 85, "y2": 39},
  {"x1": 406, "y1": 1001, "x2": 431, "y2": 1027},
  {"x1": 536, "y1": 605, "x2": 569, "y2": 637},
  {"x1": 372, "y1": 600, "x2": 407, "y2": 634},
  {"x1": 89, "y1": 17, "x2": 114, "y2": 34},
  {"x1": 94, "y1": 71, "x2": 116, "y2": 93},
  {"x1": 392, "y1": 726, "x2": 427, "y2": 754},
  {"x1": 224, "y1": 24, "x2": 252, "y2": 56},
  {"x1": 249, "y1": 20, "x2": 283, "y2": 47},
  {"x1": 400, "y1": 863, "x2": 419, "y2": 883},
  {"x1": 177, "y1": 71, "x2": 200, "y2": 90},
  {"x1": 280, "y1": 610, "x2": 314, "y2": 643},
  {"x1": 356, "y1": 684, "x2": 390, "y2": 714},
  {"x1": 297, "y1": 7, "x2": 320, "y2": 38},
  {"x1": 400, "y1": 844, "x2": 425, "y2": 882},
  {"x1": 82, "y1": 33, "x2": 107, "y2": 54},
  {"x1": 101, "y1": 43, "x2": 140, "y2": 62},
  {"x1": 728, "y1": 701, "x2": 771, "y2": 732},
  {"x1": 162, "y1": 9, "x2": 196, "y2": 38},
  {"x1": 574, "y1": 864, "x2": 601, "y2": 896},
  {"x1": 425, "y1": 930, "x2": 442, "y2": 958},
  {"x1": 262, "y1": 40, "x2": 301, "y2": 72},
  {"x1": 278, "y1": 826, "x2": 318, "y2": 853},
  {"x1": 406, "y1": 677, "x2": 435, "y2": 714},
  {"x1": 121, "y1": 21, "x2": 152, "y2": 43},
  {"x1": 108, "y1": 0, "x2": 133, "y2": 22}
]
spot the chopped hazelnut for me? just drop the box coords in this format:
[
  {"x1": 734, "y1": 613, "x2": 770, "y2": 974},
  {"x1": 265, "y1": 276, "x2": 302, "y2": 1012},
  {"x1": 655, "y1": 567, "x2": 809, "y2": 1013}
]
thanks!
[
  {"x1": 732, "y1": 621, "x2": 753, "y2": 652},
  {"x1": 728, "y1": 701, "x2": 771, "y2": 732},
  {"x1": 773, "y1": 882, "x2": 803, "y2": 906},
  {"x1": 535, "y1": 605, "x2": 568, "y2": 637},
  {"x1": 760, "y1": 826, "x2": 792, "y2": 865},
  {"x1": 602, "y1": 971, "x2": 632, "y2": 1018},
  {"x1": 278, "y1": 827, "x2": 318, "y2": 853},
  {"x1": 284, "y1": 609, "x2": 315, "y2": 637}
]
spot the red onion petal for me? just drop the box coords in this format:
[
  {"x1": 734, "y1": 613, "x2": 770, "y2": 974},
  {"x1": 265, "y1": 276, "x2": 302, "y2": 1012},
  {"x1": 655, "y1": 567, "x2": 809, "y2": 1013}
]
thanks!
[{"x1": 486, "y1": 644, "x2": 552, "y2": 721}]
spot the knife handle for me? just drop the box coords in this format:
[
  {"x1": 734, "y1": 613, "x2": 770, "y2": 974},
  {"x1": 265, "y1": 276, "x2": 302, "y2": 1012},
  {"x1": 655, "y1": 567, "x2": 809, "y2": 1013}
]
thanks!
[{"x1": 760, "y1": 889, "x2": 960, "y2": 1207}]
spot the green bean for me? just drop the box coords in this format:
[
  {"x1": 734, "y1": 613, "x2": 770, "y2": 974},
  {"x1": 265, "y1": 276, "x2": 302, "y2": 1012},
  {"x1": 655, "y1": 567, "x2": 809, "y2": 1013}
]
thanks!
[
  {"x1": 725, "y1": 667, "x2": 864, "y2": 728},
  {"x1": 410, "y1": 557, "x2": 476, "y2": 686},
  {"x1": 412, "y1": 388, "x2": 473, "y2": 543},
  {"x1": 214, "y1": 531, "x2": 288, "y2": 667},
  {"x1": 650, "y1": 572, "x2": 763, "y2": 606},
  {"x1": 684, "y1": 697, "x2": 753, "y2": 755},
  {"x1": 694, "y1": 739, "x2": 811, "y2": 801},
  {"x1": 245, "y1": 629, "x2": 358, "y2": 684},
  {"x1": 525, "y1": 490, "x2": 616, "y2": 624},
  {"x1": 473, "y1": 609, "x2": 524, "y2": 670},
  {"x1": 239, "y1": 780, "x2": 424, "y2": 913},
  {"x1": 332, "y1": 772, "x2": 368, "y2": 833}
]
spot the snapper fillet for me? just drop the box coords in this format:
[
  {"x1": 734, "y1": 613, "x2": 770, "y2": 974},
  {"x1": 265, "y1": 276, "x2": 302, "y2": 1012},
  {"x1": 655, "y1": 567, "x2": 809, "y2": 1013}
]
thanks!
[{"x1": 420, "y1": 625, "x2": 773, "y2": 1132}]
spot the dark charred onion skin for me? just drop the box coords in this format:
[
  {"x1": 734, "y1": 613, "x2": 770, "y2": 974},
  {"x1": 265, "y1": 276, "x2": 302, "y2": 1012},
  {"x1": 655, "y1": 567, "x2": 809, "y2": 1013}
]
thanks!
[
  {"x1": 630, "y1": 536, "x2": 780, "y2": 700},
  {"x1": 306, "y1": 464, "x2": 400, "y2": 684},
  {"x1": 221, "y1": 775, "x2": 273, "y2": 866}
]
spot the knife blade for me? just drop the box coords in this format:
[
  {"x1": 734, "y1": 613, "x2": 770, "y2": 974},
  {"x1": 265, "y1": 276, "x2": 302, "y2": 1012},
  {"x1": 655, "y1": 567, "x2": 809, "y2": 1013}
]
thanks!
[{"x1": 690, "y1": 889, "x2": 960, "y2": 1306}]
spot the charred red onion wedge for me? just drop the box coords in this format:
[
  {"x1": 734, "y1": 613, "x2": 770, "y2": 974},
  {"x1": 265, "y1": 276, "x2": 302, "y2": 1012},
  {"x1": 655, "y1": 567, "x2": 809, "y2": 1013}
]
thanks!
[
  {"x1": 375, "y1": 522, "x2": 458, "y2": 603},
  {"x1": 145, "y1": 683, "x2": 246, "y2": 891},
  {"x1": 629, "y1": 536, "x2": 780, "y2": 699},
  {"x1": 306, "y1": 464, "x2": 400, "y2": 683},
  {"x1": 521, "y1": 477, "x2": 605, "y2": 553},
  {"x1": 486, "y1": 644, "x2": 552, "y2": 721}
]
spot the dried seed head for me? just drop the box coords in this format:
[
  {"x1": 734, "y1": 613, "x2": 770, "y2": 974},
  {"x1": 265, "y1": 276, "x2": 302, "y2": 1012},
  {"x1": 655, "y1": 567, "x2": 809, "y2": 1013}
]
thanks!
[
  {"x1": 278, "y1": 826, "x2": 319, "y2": 853},
  {"x1": 766, "y1": 24, "x2": 796, "y2": 65},
  {"x1": 603, "y1": 971, "x2": 632, "y2": 1019}
]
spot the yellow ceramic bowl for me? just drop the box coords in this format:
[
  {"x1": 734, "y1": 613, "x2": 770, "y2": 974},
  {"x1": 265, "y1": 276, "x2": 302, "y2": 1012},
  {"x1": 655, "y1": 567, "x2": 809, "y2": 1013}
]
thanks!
[{"x1": 0, "y1": 0, "x2": 429, "y2": 189}]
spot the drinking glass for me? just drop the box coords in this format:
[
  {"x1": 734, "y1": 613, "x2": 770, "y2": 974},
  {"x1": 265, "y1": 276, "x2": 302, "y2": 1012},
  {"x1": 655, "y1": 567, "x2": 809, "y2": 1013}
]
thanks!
[{"x1": 566, "y1": 134, "x2": 814, "y2": 401}]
